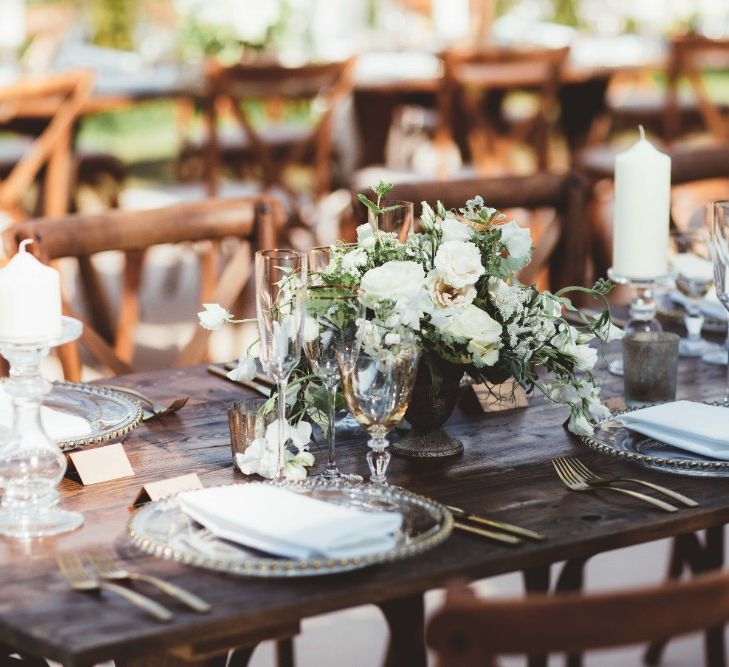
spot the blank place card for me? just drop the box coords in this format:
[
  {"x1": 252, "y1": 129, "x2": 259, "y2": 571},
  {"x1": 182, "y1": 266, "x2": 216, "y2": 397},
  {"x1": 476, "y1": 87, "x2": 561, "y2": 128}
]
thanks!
[
  {"x1": 130, "y1": 473, "x2": 204, "y2": 508},
  {"x1": 66, "y1": 443, "x2": 135, "y2": 486}
]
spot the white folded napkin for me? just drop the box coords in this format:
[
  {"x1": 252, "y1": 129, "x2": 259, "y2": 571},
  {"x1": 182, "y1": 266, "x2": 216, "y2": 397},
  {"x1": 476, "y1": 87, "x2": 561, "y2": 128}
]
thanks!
[
  {"x1": 178, "y1": 484, "x2": 403, "y2": 560},
  {"x1": 619, "y1": 401, "x2": 729, "y2": 460},
  {"x1": 0, "y1": 388, "x2": 92, "y2": 441}
]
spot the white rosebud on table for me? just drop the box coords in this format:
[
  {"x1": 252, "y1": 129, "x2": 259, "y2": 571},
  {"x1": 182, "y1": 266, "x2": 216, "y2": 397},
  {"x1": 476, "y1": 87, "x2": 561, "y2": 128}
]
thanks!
[
  {"x1": 197, "y1": 303, "x2": 232, "y2": 331},
  {"x1": 0, "y1": 240, "x2": 62, "y2": 340}
]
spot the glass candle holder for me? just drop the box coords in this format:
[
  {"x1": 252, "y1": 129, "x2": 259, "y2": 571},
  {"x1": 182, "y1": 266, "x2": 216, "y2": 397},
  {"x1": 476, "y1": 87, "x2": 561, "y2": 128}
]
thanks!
[{"x1": 0, "y1": 316, "x2": 84, "y2": 538}]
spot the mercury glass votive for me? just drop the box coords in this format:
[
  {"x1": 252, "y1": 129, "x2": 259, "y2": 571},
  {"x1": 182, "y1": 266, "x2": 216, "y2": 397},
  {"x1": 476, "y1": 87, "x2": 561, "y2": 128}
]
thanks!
[
  {"x1": 623, "y1": 332, "x2": 679, "y2": 407},
  {"x1": 227, "y1": 398, "x2": 273, "y2": 464}
]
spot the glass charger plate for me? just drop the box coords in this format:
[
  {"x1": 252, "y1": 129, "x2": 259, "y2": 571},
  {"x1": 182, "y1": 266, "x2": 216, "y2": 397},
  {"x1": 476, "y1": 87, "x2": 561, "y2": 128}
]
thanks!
[
  {"x1": 128, "y1": 480, "x2": 453, "y2": 577},
  {"x1": 47, "y1": 382, "x2": 143, "y2": 452},
  {"x1": 581, "y1": 402, "x2": 729, "y2": 477}
]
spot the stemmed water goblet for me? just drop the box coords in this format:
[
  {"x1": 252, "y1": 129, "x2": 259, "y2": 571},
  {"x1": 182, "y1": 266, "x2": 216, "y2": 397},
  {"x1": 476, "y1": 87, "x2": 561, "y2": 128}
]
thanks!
[
  {"x1": 303, "y1": 284, "x2": 365, "y2": 484},
  {"x1": 671, "y1": 226, "x2": 719, "y2": 357},
  {"x1": 339, "y1": 344, "x2": 420, "y2": 485},
  {"x1": 255, "y1": 249, "x2": 307, "y2": 482}
]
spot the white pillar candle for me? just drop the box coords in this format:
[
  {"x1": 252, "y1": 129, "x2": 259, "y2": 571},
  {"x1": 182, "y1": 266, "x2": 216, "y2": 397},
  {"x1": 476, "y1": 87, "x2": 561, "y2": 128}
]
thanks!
[
  {"x1": 433, "y1": 0, "x2": 470, "y2": 42},
  {"x1": 612, "y1": 127, "x2": 671, "y2": 280},
  {"x1": 0, "y1": 240, "x2": 62, "y2": 340}
]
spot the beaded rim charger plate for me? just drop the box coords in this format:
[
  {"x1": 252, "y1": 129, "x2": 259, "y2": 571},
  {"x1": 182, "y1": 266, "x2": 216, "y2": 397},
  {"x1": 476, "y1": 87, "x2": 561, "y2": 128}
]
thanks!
[
  {"x1": 47, "y1": 382, "x2": 143, "y2": 452},
  {"x1": 581, "y1": 402, "x2": 729, "y2": 477},
  {"x1": 128, "y1": 480, "x2": 454, "y2": 577}
]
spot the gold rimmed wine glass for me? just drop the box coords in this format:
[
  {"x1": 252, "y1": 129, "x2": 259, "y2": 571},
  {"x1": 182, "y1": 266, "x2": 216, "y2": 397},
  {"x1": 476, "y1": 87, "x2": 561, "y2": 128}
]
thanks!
[{"x1": 339, "y1": 345, "x2": 420, "y2": 485}]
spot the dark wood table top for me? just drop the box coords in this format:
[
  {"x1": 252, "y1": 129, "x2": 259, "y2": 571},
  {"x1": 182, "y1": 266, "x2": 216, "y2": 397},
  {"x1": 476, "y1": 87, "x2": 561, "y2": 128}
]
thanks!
[{"x1": 0, "y1": 355, "x2": 726, "y2": 666}]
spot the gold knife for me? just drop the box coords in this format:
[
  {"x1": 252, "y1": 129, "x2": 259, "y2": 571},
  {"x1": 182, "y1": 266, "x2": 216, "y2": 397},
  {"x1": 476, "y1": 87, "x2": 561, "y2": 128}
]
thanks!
[
  {"x1": 207, "y1": 366, "x2": 271, "y2": 397},
  {"x1": 454, "y1": 521, "x2": 521, "y2": 545},
  {"x1": 447, "y1": 505, "x2": 547, "y2": 541}
]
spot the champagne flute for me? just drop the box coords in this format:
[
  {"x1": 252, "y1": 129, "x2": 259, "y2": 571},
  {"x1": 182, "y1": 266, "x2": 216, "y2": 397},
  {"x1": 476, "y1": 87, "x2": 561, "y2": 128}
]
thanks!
[
  {"x1": 304, "y1": 285, "x2": 365, "y2": 484},
  {"x1": 255, "y1": 249, "x2": 307, "y2": 481},
  {"x1": 339, "y1": 345, "x2": 420, "y2": 485}
]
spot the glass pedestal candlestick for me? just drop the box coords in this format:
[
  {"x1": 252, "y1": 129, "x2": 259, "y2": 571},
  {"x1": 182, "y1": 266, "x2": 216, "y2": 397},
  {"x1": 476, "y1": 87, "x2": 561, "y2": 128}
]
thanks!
[
  {"x1": 607, "y1": 269, "x2": 669, "y2": 377},
  {"x1": 0, "y1": 317, "x2": 84, "y2": 538}
]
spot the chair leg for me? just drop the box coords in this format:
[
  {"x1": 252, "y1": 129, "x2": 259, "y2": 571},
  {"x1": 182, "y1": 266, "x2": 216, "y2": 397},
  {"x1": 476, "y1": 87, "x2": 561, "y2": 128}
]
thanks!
[
  {"x1": 378, "y1": 594, "x2": 426, "y2": 667},
  {"x1": 275, "y1": 638, "x2": 295, "y2": 667}
]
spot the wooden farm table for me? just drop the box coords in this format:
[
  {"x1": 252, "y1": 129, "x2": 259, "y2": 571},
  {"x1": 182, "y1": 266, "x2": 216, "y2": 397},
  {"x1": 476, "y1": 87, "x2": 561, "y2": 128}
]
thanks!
[{"x1": 0, "y1": 356, "x2": 726, "y2": 667}]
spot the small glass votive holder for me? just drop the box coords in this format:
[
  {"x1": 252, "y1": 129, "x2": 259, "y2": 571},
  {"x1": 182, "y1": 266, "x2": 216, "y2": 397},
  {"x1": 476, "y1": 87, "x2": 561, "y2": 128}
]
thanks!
[
  {"x1": 623, "y1": 332, "x2": 680, "y2": 407},
  {"x1": 227, "y1": 398, "x2": 273, "y2": 464}
]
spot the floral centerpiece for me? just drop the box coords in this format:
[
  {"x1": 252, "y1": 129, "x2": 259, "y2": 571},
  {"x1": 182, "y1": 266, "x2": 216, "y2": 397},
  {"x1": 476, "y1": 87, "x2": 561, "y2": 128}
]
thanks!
[{"x1": 201, "y1": 182, "x2": 620, "y2": 478}]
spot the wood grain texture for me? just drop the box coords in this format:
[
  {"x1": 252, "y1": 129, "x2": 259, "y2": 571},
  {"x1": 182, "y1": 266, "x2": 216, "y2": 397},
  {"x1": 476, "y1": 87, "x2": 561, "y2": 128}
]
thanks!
[{"x1": 0, "y1": 355, "x2": 727, "y2": 666}]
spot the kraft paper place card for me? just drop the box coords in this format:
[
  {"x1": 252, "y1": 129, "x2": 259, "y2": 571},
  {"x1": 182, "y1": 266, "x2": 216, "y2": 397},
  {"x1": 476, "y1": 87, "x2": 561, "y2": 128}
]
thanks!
[
  {"x1": 471, "y1": 378, "x2": 529, "y2": 413},
  {"x1": 66, "y1": 443, "x2": 135, "y2": 485},
  {"x1": 130, "y1": 473, "x2": 204, "y2": 508}
]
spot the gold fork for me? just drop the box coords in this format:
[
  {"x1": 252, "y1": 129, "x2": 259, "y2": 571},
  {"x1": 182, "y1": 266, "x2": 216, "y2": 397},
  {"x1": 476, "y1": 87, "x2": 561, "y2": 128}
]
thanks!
[
  {"x1": 102, "y1": 385, "x2": 188, "y2": 420},
  {"x1": 85, "y1": 548, "x2": 211, "y2": 613},
  {"x1": 56, "y1": 552, "x2": 173, "y2": 622},
  {"x1": 563, "y1": 457, "x2": 698, "y2": 508},
  {"x1": 552, "y1": 458, "x2": 679, "y2": 513}
]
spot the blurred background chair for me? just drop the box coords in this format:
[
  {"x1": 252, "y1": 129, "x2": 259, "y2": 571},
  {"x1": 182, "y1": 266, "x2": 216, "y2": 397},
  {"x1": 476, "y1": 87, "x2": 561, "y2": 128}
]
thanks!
[
  {"x1": 426, "y1": 573, "x2": 729, "y2": 667},
  {"x1": 3, "y1": 196, "x2": 281, "y2": 380}
]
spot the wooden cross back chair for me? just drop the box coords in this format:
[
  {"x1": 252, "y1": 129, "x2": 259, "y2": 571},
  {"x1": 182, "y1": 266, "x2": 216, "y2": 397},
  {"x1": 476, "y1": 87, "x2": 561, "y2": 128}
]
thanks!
[
  {"x1": 427, "y1": 571, "x2": 729, "y2": 667},
  {"x1": 352, "y1": 171, "x2": 590, "y2": 293},
  {"x1": 438, "y1": 46, "x2": 570, "y2": 173},
  {"x1": 3, "y1": 196, "x2": 282, "y2": 381},
  {"x1": 203, "y1": 57, "x2": 357, "y2": 201},
  {"x1": 0, "y1": 69, "x2": 93, "y2": 222}
]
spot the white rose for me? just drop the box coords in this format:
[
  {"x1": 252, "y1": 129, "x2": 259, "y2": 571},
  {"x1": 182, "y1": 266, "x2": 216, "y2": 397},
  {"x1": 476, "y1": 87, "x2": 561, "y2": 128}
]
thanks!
[
  {"x1": 302, "y1": 315, "x2": 320, "y2": 343},
  {"x1": 446, "y1": 304, "x2": 502, "y2": 343},
  {"x1": 468, "y1": 337, "x2": 501, "y2": 367},
  {"x1": 197, "y1": 303, "x2": 231, "y2": 330},
  {"x1": 434, "y1": 241, "x2": 485, "y2": 288},
  {"x1": 341, "y1": 247, "x2": 368, "y2": 271},
  {"x1": 586, "y1": 398, "x2": 611, "y2": 422},
  {"x1": 500, "y1": 221, "x2": 532, "y2": 265},
  {"x1": 440, "y1": 217, "x2": 472, "y2": 243},
  {"x1": 425, "y1": 270, "x2": 476, "y2": 310},
  {"x1": 361, "y1": 260, "x2": 425, "y2": 303},
  {"x1": 356, "y1": 223, "x2": 375, "y2": 249}
]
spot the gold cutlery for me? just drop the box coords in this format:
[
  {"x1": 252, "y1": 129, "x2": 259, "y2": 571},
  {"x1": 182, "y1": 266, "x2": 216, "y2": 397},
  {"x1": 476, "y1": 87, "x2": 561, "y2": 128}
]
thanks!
[
  {"x1": 446, "y1": 505, "x2": 547, "y2": 541},
  {"x1": 57, "y1": 552, "x2": 173, "y2": 622},
  {"x1": 207, "y1": 365, "x2": 272, "y2": 397},
  {"x1": 454, "y1": 521, "x2": 521, "y2": 546},
  {"x1": 552, "y1": 458, "x2": 679, "y2": 513},
  {"x1": 101, "y1": 384, "x2": 188, "y2": 420},
  {"x1": 562, "y1": 457, "x2": 698, "y2": 508},
  {"x1": 85, "y1": 548, "x2": 211, "y2": 614}
]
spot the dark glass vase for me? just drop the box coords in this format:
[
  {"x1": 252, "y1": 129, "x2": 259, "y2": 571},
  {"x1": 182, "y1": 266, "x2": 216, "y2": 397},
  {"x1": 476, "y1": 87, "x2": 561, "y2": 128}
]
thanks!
[{"x1": 404, "y1": 357, "x2": 464, "y2": 433}]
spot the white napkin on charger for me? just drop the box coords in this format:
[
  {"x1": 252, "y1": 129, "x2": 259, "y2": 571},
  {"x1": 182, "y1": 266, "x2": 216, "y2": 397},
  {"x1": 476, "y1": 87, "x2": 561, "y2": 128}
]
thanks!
[
  {"x1": 178, "y1": 484, "x2": 403, "y2": 560},
  {"x1": 0, "y1": 387, "x2": 92, "y2": 441},
  {"x1": 619, "y1": 401, "x2": 729, "y2": 460}
]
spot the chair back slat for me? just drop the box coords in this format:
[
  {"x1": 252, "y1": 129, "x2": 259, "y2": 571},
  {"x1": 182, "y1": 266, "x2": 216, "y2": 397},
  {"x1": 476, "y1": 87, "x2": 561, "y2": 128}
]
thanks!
[
  {"x1": 3, "y1": 196, "x2": 284, "y2": 378},
  {"x1": 439, "y1": 46, "x2": 569, "y2": 172},
  {"x1": 427, "y1": 572, "x2": 729, "y2": 665},
  {"x1": 0, "y1": 70, "x2": 93, "y2": 219},
  {"x1": 204, "y1": 57, "x2": 356, "y2": 198},
  {"x1": 665, "y1": 35, "x2": 729, "y2": 141}
]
